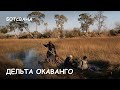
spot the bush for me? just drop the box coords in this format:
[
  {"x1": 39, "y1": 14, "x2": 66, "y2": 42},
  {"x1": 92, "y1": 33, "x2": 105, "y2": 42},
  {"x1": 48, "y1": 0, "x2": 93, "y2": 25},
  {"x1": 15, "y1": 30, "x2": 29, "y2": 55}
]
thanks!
[
  {"x1": 51, "y1": 29, "x2": 61, "y2": 38},
  {"x1": 42, "y1": 30, "x2": 52, "y2": 38},
  {"x1": 0, "y1": 28, "x2": 8, "y2": 34},
  {"x1": 109, "y1": 30, "x2": 117, "y2": 36},
  {"x1": 117, "y1": 30, "x2": 120, "y2": 34}
]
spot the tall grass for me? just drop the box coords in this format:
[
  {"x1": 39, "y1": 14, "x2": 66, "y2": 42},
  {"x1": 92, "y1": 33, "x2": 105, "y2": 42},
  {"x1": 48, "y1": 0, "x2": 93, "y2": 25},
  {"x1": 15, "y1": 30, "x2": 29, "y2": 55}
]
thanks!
[
  {"x1": 0, "y1": 37, "x2": 120, "y2": 64},
  {"x1": 55, "y1": 37, "x2": 120, "y2": 64},
  {"x1": 0, "y1": 36, "x2": 120, "y2": 79}
]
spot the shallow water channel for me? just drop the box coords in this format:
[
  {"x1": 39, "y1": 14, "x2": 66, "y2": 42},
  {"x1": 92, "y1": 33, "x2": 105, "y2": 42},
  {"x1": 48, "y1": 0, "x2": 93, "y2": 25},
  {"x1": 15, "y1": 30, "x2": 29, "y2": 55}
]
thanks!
[{"x1": 8, "y1": 49, "x2": 45, "y2": 79}]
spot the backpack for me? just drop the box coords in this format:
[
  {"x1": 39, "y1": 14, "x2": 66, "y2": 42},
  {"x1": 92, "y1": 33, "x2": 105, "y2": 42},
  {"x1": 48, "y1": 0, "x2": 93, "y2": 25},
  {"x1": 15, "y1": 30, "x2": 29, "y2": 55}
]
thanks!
[{"x1": 78, "y1": 60, "x2": 88, "y2": 70}]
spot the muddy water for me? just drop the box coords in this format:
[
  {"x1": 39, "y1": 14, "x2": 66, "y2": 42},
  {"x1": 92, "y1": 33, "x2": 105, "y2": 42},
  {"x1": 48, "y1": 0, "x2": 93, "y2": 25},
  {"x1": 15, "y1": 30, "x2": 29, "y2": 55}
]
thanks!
[{"x1": 8, "y1": 49, "x2": 45, "y2": 79}]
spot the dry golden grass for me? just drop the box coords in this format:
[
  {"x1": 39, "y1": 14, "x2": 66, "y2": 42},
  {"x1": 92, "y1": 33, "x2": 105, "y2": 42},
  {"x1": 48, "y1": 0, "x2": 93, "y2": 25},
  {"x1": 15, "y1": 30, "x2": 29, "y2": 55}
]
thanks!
[
  {"x1": 0, "y1": 36, "x2": 120, "y2": 79},
  {"x1": 0, "y1": 37, "x2": 120, "y2": 63},
  {"x1": 55, "y1": 37, "x2": 120, "y2": 64}
]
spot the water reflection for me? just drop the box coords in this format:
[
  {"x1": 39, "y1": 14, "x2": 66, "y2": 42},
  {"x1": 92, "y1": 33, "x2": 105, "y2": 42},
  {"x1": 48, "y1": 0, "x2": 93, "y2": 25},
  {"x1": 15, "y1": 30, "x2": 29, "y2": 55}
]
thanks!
[{"x1": 8, "y1": 49, "x2": 45, "y2": 79}]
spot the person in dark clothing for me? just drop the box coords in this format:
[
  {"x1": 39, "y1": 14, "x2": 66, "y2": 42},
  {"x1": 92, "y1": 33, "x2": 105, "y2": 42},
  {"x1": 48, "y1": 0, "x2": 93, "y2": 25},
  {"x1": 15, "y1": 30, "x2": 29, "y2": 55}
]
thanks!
[
  {"x1": 64, "y1": 55, "x2": 73, "y2": 68},
  {"x1": 43, "y1": 41, "x2": 57, "y2": 61},
  {"x1": 72, "y1": 58, "x2": 80, "y2": 68}
]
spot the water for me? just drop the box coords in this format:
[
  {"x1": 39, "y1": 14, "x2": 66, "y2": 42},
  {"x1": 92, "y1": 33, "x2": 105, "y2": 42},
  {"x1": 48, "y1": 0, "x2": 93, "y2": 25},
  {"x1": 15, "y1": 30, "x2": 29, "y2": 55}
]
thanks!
[{"x1": 8, "y1": 49, "x2": 45, "y2": 79}]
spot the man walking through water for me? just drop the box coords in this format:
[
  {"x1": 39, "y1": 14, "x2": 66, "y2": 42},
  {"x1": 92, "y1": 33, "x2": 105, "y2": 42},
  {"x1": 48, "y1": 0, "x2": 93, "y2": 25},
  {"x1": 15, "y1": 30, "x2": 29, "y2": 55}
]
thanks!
[{"x1": 43, "y1": 41, "x2": 57, "y2": 62}]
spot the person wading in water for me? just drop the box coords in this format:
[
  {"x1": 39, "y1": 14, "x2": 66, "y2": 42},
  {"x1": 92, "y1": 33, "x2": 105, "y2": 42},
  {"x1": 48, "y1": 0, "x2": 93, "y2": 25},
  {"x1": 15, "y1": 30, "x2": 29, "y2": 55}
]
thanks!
[{"x1": 43, "y1": 41, "x2": 57, "y2": 62}]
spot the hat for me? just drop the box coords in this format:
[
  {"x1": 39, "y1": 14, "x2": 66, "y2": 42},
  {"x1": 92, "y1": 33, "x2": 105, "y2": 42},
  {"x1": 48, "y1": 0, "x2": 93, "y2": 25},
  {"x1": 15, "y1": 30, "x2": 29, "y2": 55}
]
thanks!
[{"x1": 68, "y1": 55, "x2": 73, "y2": 58}]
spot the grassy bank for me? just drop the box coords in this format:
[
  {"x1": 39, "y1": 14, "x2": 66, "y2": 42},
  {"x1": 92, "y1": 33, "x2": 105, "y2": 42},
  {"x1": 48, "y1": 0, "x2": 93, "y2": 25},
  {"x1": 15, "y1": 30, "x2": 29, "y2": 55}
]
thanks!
[{"x1": 0, "y1": 36, "x2": 120, "y2": 79}]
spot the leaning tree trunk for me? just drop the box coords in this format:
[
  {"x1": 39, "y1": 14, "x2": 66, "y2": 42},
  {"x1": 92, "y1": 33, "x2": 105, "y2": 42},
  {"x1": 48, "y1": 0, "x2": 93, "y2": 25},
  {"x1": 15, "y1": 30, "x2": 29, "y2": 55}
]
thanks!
[
  {"x1": 14, "y1": 34, "x2": 18, "y2": 39},
  {"x1": 25, "y1": 27, "x2": 34, "y2": 38}
]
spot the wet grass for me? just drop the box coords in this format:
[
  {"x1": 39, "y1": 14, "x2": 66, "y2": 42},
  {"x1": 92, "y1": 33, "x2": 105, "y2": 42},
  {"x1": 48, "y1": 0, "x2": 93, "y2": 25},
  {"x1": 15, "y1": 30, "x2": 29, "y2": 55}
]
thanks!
[
  {"x1": 0, "y1": 36, "x2": 120, "y2": 79},
  {"x1": 0, "y1": 55, "x2": 23, "y2": 79}
]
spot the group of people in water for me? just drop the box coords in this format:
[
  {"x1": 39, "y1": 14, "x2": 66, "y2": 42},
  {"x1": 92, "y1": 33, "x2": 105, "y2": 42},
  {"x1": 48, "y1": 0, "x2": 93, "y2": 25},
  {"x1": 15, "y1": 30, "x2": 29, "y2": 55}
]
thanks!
[{"x1": 43, "y1": 41, "x2": 90, "y2": 70}]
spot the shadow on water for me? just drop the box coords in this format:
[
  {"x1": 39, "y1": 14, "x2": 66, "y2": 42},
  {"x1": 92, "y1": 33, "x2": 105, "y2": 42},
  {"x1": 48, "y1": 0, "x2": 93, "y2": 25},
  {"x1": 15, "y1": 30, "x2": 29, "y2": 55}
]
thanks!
[
  {"x1": 89, "y1": 60, "x2": 110, "y2": 70},
  {"x1": 84, "y1": 60, "x2": 120, "y2": 79},
  {"x1": 7, "y1": 48, "x2": 45, "y2": 79}
]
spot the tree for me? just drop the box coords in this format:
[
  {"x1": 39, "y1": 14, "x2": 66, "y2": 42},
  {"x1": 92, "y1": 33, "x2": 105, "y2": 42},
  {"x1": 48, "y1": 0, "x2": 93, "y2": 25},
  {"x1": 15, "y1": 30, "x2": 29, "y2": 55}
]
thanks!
[
  {"x1": 54, "y1": 14, "x2": 68, "y2": 30},
  {"x1": 51, "y1": 28, "x2": 61, "y2": 38},
  {"x1": 9, "y1": 21, "x2": 28, "y2": 38},
  {"x1": 27, "y1": 11, "x2": 45, "y2": 32},
  {"x1": 0, "y1": 27, "x2": 8, "y2": 34},
  {"x1": 94, "y1": 11, "x2": 107, "y2": 34},
  {"x1": 44, "y1": 22, "x2": 48, "y2": 31},
  {"x1": 113, "y1": 22, "x2": 120, "y2": 34},
  {"x1": 42, "y1": 30, "x2": 52, "y2": 38},
  {"x1": 115, "y1": 22, "x2": 120, "y2": 30},
  {"x1": 0, "y1": 25, "x2": 10, "y2": 34},
  {"x1": 78, "y1": 13, "x2": 94, "y2": 33}
]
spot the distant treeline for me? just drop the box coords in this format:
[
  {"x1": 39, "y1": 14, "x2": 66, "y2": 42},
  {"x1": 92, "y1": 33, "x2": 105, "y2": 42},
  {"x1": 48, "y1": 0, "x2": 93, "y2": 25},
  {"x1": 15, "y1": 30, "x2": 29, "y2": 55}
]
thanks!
[
  {"x1": 0, "y1": 28, "x2": 120, "y2": 39},
  {"x1": 0, "y1": 11, "x2": 120, "y2": 39}
]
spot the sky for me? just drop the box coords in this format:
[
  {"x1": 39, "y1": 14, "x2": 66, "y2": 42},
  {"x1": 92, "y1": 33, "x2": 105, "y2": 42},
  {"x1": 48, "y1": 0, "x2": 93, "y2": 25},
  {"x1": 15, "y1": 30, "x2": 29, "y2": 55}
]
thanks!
[{"x1": 0, "y1": 11, "x2": 120, "y2": 33}]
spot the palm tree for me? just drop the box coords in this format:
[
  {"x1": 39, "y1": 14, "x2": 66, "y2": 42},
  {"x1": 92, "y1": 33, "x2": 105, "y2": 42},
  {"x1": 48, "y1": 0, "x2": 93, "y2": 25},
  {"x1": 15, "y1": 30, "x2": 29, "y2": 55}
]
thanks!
[{"x1": 27, "y1": 11, "x2": 45, "y2": 32}]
